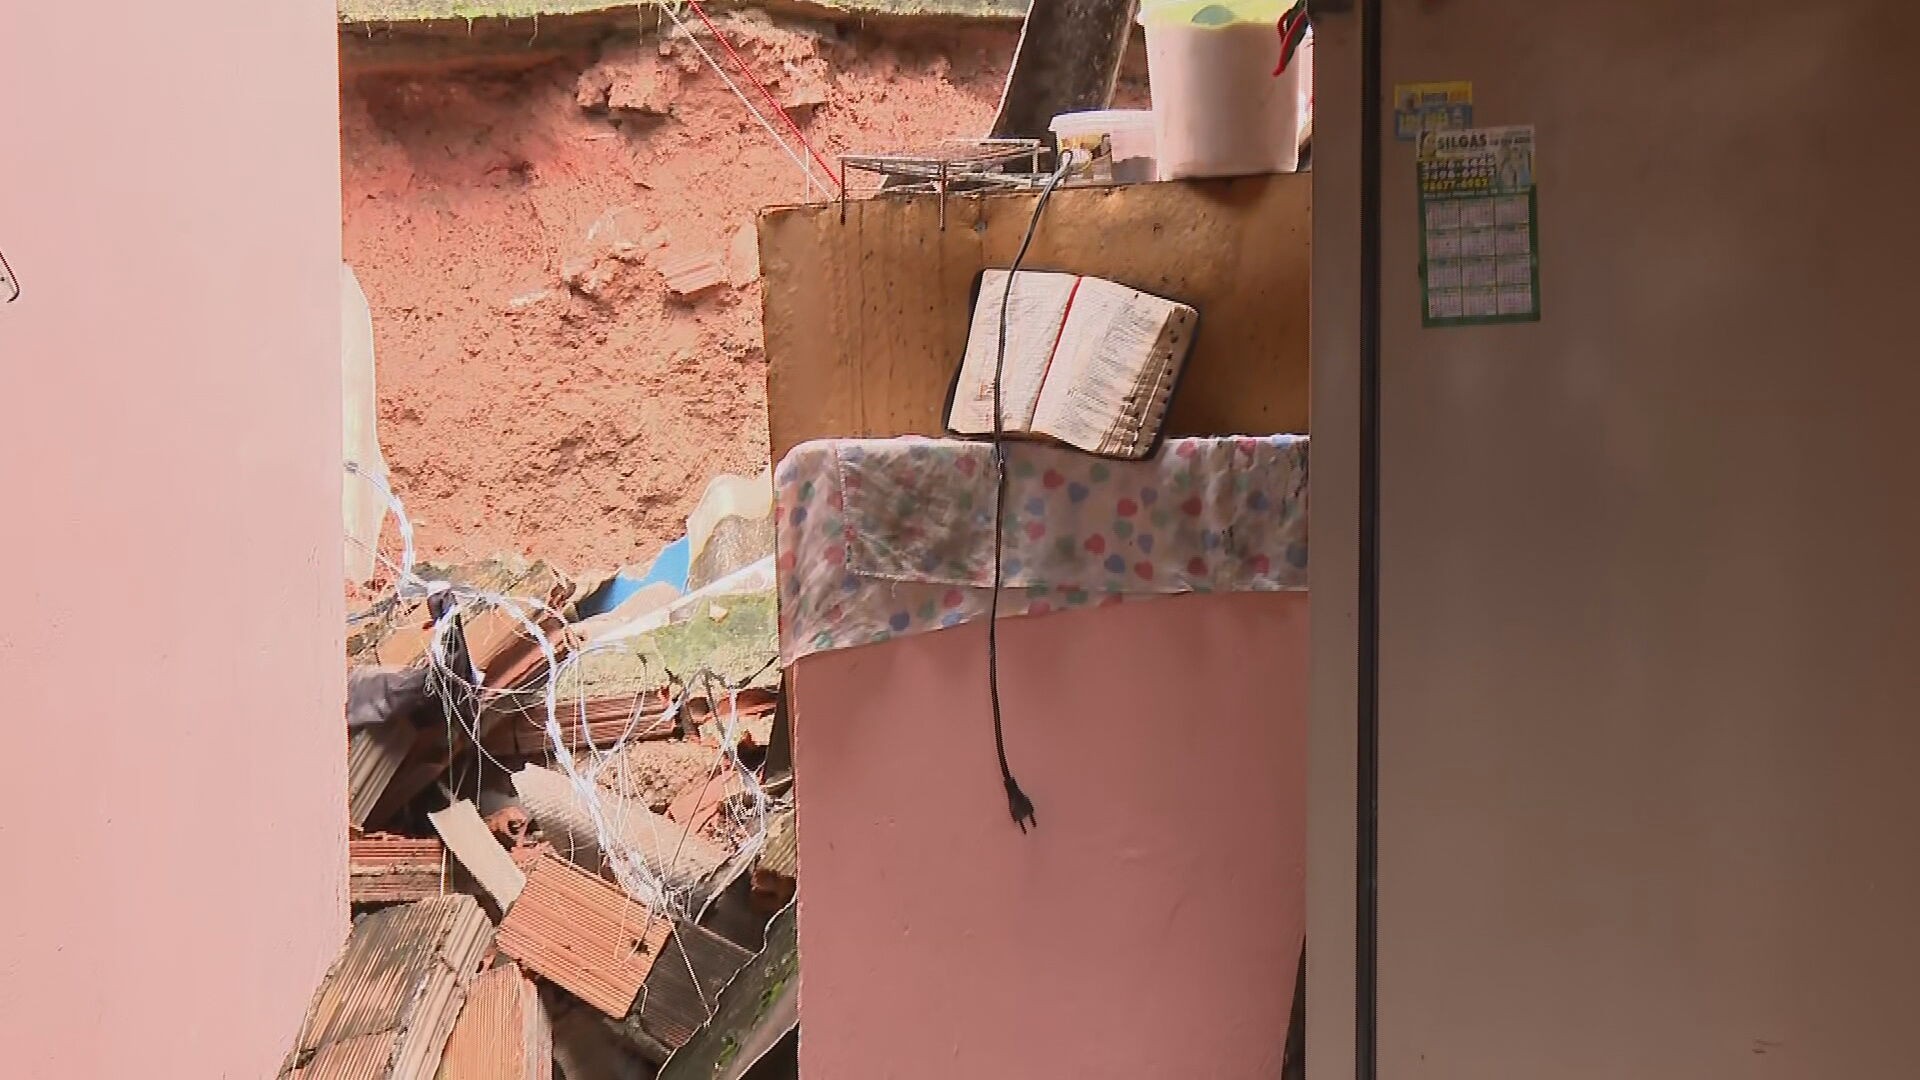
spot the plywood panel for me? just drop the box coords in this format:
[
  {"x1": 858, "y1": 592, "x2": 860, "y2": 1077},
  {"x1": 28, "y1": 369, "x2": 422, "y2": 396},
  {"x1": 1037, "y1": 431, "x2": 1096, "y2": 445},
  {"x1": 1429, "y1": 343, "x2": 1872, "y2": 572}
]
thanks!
[{"x1": 759, "y1": 176, "x2": 1310, "y2": 460}]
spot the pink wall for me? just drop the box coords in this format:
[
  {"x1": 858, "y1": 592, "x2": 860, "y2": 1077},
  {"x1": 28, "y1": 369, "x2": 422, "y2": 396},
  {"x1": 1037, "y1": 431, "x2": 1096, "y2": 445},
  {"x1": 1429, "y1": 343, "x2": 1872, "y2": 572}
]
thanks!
[
  {"x1": 792, "y1": 592, "x2": 1308, "y2": 1078},
  {"x1": 0, "y1": 3, "x2": 347, "y2": 1078}
]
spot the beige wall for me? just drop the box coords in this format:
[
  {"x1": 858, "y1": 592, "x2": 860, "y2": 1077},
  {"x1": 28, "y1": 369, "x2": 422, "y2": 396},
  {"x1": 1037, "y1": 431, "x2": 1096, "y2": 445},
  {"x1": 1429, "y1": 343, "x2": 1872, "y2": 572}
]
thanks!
[
  {"x1": 1313, "y1": 2, "x2": 1920, "y2": 1076},
  {"x1": 0, "y1": 3, "x2": 347, "y2": 1077}
]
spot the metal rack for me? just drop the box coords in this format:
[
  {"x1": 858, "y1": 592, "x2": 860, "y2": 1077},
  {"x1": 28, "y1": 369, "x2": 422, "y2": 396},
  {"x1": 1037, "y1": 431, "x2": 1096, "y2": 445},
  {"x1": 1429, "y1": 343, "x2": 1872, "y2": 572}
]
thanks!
[{"x1": 838, "y1": 139, "x2": 1048, "y2": 228}]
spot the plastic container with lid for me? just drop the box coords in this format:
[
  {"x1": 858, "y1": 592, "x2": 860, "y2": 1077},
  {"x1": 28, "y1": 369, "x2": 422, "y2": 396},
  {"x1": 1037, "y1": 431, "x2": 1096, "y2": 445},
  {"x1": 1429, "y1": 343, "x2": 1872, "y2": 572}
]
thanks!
[
  {"x1": 1050, "y1": 109, "x2": 1159, "y2": 183},
  {"x1": 1138, "y1": 0, "x2": 1307, "y2": 179}
]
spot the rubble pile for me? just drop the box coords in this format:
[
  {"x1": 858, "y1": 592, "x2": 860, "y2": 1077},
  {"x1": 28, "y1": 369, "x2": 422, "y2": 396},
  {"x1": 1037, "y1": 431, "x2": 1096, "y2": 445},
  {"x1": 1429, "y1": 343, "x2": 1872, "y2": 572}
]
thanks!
[{"x1": 290, "y1": 543, "x2": 797, "y2": 1080}]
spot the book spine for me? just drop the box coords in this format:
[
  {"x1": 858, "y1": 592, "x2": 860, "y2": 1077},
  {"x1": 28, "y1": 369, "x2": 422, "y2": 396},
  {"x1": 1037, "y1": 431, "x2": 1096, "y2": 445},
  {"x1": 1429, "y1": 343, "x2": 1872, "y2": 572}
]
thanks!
[{"x1": 1115, "y1": 312, "x2": 1190, "y2": 459}]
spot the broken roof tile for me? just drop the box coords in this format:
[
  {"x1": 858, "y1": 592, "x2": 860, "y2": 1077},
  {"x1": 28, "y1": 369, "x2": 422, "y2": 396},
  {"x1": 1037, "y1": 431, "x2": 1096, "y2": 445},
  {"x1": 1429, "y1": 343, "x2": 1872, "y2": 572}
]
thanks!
[
  {"x1": 286, "y1": 1029, "x2": 393, "y2": 1080},
  {"x1": 462, "y1": 607, "x2": 568, "y2": 692},
  {"x1": 665, "y1": 770, "x2": 746, "y2": 838},
  {"x1": 495, "y1": 854, "x2": 670, "y2": 1019},
  {"x1": 654, "y1": 247, "x2": 729, "y2": 299},
  {"x1": 282, "y1": 895, "x2": 493, "y2": 1080},
  {"x1": 498, "y1": 690, "x2": 775, "y2": 759},
  {"x1": 435, "y1": 964, "x2": 552, "y2": 1080},
  {"x1": 361, "y1": 611, "x2": 577, "y2": 829},
  {"x1": 499, "y1": 693, "x2": 680, "y2": 758},
  {"x1": 512, "y1": 765, "x2": 727, "y2": 903},
  {"x1": 349, "y1": 834, "x2": 446, "y2": 906}
]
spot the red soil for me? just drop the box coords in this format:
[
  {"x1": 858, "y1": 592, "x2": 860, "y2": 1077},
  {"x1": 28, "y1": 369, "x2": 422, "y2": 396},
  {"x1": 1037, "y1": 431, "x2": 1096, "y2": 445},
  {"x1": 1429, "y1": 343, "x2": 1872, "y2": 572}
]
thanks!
[{"x1": 341, "y1": 16, "x2": 1022, "y2": 574}]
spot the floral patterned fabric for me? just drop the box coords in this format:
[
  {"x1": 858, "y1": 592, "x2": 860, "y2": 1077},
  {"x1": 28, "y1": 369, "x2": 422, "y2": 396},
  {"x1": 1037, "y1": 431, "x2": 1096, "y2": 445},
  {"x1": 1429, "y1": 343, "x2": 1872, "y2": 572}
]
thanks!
[{"x1": 775, "y1": 435, "x2": 1308, "y2": 663}]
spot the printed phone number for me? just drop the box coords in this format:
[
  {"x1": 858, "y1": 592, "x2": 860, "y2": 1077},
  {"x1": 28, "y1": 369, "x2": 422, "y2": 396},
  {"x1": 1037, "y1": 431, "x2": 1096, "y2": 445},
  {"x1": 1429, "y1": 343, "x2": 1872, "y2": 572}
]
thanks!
[{"x1": 1419, "y1": 161, "x2": 1496, "y2": 196}]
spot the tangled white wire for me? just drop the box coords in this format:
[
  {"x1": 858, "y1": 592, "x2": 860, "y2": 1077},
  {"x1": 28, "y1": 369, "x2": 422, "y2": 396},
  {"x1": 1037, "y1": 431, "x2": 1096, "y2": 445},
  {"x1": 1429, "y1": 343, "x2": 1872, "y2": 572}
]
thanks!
[{"x1": 347, "y1": 461, "x2": 772, "y2": 918}]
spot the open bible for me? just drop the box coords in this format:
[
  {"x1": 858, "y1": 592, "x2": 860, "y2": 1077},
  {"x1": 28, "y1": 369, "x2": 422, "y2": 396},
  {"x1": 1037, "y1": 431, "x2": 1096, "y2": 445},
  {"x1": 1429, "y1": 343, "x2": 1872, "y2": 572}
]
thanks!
[{"x1": 945, "y1": 270, "x2": 1198, "y2": 461}]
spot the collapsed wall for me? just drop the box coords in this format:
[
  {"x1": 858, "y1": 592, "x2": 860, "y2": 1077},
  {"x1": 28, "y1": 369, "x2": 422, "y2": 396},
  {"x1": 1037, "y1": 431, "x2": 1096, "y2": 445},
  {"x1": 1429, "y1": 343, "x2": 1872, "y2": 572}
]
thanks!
[{"x1": 342, "y1": 13, "x2": 1035, "y2": 573}]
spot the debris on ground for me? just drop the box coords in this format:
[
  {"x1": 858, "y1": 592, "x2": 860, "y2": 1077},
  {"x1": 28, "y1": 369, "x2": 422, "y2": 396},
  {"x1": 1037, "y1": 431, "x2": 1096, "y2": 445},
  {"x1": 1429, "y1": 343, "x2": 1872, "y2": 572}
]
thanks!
[
  {"x1": 297, "y1": 458, "x2": 795, "y2": 1078},
  {"x1": 319, "y1": 5, "x2": 954, "y2": 1068},
  {"x1": 438, "y1": 963, "x2": 553, "y2": 1080},
  {"x1": 348, "y1": 831, "x2": 447, "y2": 906},
  {"x1": 281, "y1": 895, "x2": 494, "y2": 1079}
]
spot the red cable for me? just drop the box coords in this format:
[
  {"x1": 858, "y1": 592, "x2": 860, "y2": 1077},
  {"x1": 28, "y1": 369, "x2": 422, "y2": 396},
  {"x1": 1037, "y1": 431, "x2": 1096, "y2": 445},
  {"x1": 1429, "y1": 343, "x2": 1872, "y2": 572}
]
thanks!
[
  {"x1": 686, "y1": 0, "x2": 844, "y2": 191},
  {"x1": 1037, "y1": 274, "x2": 1084, "y2": 392},
  {"x1": 1274, "y1": 1, "x2": 1309, "y2": 77}
]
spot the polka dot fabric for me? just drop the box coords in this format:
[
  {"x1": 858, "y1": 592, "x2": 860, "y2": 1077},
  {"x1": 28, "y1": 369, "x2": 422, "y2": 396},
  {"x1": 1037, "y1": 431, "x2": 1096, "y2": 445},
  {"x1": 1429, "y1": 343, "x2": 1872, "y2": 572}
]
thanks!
[{"x1": 774, "y1": 435, "x2": 1308, "y2": 663}]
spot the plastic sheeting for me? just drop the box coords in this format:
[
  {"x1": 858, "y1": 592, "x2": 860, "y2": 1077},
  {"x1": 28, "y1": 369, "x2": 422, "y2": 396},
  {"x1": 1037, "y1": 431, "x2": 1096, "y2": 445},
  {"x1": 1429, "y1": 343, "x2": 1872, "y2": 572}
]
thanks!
[
  {"x1": 342, "y1": 263, "x2": 388, "y2": 584},
  {"x1": 685, "y1": 469, "x2": 774, "y2": 592}
]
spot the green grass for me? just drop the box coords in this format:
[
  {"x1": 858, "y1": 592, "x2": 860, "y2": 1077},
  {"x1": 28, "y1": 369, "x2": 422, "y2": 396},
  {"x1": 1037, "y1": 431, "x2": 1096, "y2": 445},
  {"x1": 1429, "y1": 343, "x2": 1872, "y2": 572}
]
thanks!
[{"x1": 555, "y1": 590, "x2": 781, "y2": 701}]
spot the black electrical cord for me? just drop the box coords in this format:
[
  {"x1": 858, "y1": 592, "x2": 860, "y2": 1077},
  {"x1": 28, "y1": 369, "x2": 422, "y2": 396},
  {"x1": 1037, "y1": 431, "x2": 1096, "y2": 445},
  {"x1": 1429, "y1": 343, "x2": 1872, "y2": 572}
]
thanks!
[{"x1": 987, "y1": 154, "x2": 1077, "y2": 833}]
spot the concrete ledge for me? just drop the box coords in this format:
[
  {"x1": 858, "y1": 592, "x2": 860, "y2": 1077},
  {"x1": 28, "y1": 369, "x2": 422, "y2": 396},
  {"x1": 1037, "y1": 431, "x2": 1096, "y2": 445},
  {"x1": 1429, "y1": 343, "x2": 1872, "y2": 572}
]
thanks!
[{"x1": 339, "y1": 0, "x2": 1028, "y2": 24}]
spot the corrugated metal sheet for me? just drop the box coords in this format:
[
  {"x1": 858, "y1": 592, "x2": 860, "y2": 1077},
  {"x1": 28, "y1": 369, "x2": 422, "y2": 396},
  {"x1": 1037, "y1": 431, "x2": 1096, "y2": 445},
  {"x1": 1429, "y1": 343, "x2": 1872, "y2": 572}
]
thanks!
[
  {"x1": 500, "y1": 693, "x2": 679, "y2": 757},
  {"x1": 283, "y1": 895, "x2": 493, "y2": 1080},
  {"x1": 348, "y1": 723, "x2": 416, "y2": 828},
  {"x1": 435, "y1": 964, "x2": 553, "y2": 1080},
  {"x1": 496, "y1": 854, "x2": 668, "y2": 1019}
]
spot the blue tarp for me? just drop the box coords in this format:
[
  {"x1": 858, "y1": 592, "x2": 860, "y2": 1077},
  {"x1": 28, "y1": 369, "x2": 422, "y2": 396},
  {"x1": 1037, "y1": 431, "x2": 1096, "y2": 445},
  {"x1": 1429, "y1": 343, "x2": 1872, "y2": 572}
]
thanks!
[{"x1": 576, "y1": 535, "x2": 690, "y2": 617}]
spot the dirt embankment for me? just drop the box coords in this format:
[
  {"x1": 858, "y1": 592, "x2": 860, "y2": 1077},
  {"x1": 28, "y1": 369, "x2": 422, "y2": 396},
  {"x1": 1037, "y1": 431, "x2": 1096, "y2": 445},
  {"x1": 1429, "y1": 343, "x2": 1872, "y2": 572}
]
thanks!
[{"x1": 342, "y1": 15, "x2": 1028, "y2": 574}]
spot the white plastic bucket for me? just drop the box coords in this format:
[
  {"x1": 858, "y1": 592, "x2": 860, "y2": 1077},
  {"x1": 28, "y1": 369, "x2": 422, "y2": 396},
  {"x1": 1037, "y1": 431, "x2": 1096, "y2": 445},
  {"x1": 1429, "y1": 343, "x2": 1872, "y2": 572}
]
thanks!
[
  {"x1": 1049, "y1": 109, "x2": 1158, "y2": 183},
  {"x1": 1139, "y1": 0, "x2": 1306, "y2": 179}
]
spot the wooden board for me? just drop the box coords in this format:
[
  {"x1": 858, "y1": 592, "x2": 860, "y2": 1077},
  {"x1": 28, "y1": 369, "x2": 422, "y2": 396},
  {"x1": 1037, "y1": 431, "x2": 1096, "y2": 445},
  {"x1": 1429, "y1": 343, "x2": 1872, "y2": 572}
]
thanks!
[
  {"x1": 990, "y1": 0, "x2": 1137, "y2": 141},
  {"x1": 759, "y1": 174, "x2": 1310, "y2": 461},
  {"x1": 657, "y1": 904, "x2": 798, "y2": 1080},
  {"x1": 617, "y1": 922, "x2": 755, "y2": 1060},
  {"x1": 430, "y1": 800, "x2": 528, "y2": 910}
]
